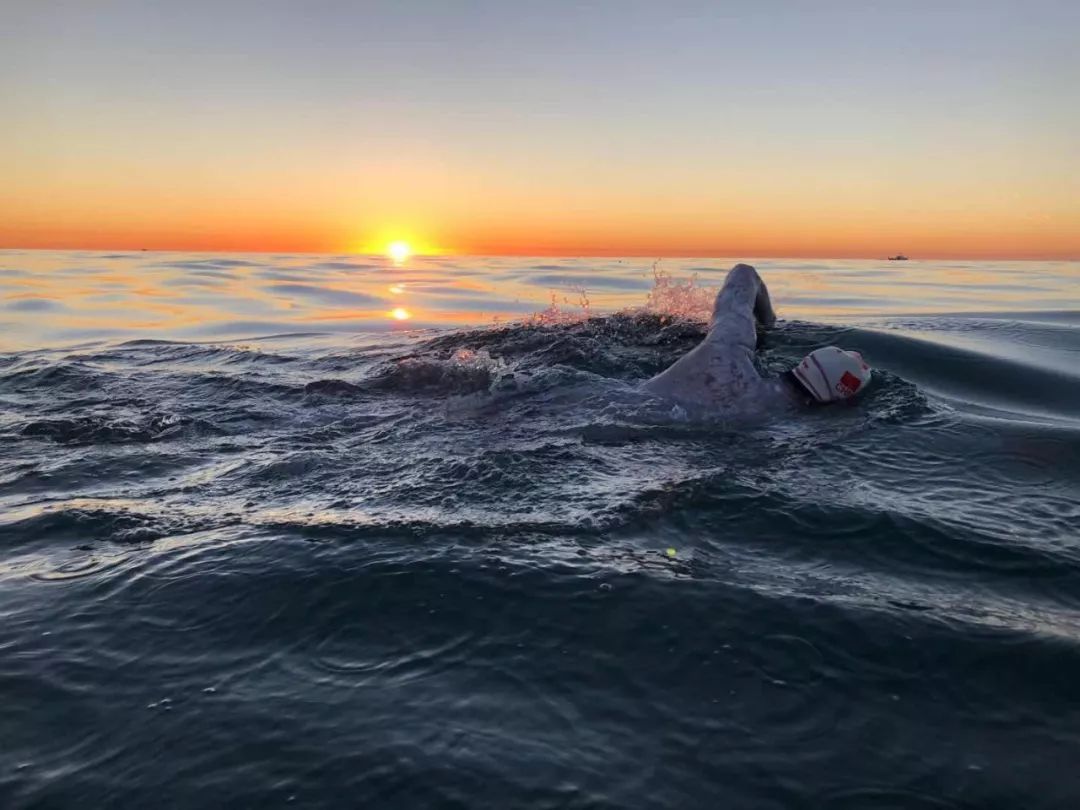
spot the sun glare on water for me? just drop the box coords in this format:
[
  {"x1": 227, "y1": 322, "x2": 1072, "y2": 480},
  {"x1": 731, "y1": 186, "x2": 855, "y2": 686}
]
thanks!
[{"x1": 388, "y1": 241, "x2": 412, "y2": 263}]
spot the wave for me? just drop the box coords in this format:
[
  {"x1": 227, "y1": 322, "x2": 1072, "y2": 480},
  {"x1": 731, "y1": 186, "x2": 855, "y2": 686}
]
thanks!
[
  {"x1": 19, "y1": 413, "x2": 212, "y2": 445},
  {"x1": 844, "y1": 325, "x2": 1080, "y2": 425}
]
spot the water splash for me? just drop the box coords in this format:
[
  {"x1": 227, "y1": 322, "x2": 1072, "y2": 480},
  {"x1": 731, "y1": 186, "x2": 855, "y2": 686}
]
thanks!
[
  {"x1": 640, "y1": 260, "x2": 715, "y2": 322},
  {"x1": 528, "y1": 288, "x2": 593, "y2": 326}
]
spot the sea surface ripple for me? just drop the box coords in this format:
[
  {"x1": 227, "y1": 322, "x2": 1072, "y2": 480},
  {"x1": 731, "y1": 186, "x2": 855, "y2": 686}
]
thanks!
[{"x1": 2, "y1": 252, "x2": 1079, "y2": 808}]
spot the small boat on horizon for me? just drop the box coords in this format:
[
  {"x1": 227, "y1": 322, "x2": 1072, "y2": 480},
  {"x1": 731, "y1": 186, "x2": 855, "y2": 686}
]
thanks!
[{"x1": 887, "y1": 254, "x2": 909, "y2": 261}]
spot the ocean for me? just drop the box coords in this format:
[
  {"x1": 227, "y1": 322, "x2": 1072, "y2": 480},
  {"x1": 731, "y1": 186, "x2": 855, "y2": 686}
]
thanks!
[{"x1": 2, "y1": 250, "x2": 1079, "y2": 808}]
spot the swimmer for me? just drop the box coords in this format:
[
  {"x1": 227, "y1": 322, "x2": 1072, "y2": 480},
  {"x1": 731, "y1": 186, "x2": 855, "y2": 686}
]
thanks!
[{"x1": 642, "y1": 263, "x2": 871, "y2": 411}]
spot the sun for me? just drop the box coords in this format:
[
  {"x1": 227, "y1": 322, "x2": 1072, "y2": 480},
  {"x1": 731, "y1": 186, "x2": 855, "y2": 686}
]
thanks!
[
  {"x1": 387, "y1": 241, "x2": 412, "y2": 263},
  {"x1": 390, "y1": 307, "x2": 411, "y2": 320}
]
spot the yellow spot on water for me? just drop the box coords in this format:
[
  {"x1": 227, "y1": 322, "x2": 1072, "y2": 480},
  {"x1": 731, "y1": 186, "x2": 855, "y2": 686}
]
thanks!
[{"x1": 666, "y1": 547, "x2": 677, "y2": 558}]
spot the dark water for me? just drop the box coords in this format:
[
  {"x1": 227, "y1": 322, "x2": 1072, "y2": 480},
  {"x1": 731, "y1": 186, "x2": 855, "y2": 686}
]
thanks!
[{"x1": 2, "y1": 252, "x2": 1080, "y2": 808}]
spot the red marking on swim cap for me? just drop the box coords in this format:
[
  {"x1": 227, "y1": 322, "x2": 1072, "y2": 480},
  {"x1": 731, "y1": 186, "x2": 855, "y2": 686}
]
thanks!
[{"x1": 837, "y1": 371, "x2": 862, "y2": 396}]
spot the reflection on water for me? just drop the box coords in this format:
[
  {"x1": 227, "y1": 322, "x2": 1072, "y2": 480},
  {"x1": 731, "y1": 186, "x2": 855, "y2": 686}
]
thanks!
[{"x1": 1, "y1": 250, "x2": 1077, "y2": 349}]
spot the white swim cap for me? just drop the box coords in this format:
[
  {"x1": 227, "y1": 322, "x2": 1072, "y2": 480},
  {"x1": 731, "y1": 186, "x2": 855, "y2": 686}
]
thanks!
[{"x1": 792, "y1": 346, "x2": 871, "y2": 403}]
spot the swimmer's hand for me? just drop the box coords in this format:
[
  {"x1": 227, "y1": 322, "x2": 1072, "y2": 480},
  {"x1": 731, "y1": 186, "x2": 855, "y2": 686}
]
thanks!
[{"x1": 751, "y1": 268, "x2": 776, "y2": 329}]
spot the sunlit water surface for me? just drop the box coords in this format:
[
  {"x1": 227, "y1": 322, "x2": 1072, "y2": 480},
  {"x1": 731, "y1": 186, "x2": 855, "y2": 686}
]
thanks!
[{"x1": 2, "y1": 250, "x2": 1080, "y2": 808}]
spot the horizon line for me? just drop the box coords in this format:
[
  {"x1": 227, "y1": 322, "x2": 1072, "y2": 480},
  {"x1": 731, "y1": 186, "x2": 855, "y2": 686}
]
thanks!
[{"x1": 1, "y1": 245, "x2": 1076, "y2": 262}]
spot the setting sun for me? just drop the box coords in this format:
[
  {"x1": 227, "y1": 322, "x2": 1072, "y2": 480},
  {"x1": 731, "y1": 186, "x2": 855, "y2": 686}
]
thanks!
[
  {"x1": 388, "y1": 241, "x2": 412, "y2": 263},
  {"x1": 390, "y1": 307, "x2": 411, "y2": 321}
]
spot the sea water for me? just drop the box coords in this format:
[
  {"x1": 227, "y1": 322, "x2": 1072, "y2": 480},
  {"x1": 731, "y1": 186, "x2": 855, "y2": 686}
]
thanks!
[{"x1": 2, "y1": 251, "x2": 1079, "y2": 807}]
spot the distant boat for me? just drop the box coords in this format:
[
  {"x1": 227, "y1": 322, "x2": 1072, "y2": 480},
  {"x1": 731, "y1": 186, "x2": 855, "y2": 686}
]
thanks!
[{"x1": 887, "y1": 254, "x2": 909, "y2": 261}]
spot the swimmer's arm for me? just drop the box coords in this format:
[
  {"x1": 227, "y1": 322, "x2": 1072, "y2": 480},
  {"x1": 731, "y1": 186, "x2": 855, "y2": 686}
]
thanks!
[
  {"x1": 708, "y1": 264, "x2": 776, "y2": 342},
  {"x1": 644, "y1": 263, "x2": 775, "y2": 396}
]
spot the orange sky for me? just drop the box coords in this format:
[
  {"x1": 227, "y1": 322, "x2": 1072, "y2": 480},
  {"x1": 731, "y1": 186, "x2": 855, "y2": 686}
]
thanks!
[
  {"x1": 3, "y1": 3, "x2": 1078, "y2": 260},
  {"x1": 4, "y1": 181, "x2": 1074, "y2": 259}
]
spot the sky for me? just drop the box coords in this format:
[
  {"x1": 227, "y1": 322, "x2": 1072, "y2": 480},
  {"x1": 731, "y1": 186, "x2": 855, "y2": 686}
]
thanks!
[{"x1": 2, "y1": 0, "x2": 1078, "y2": 259}]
